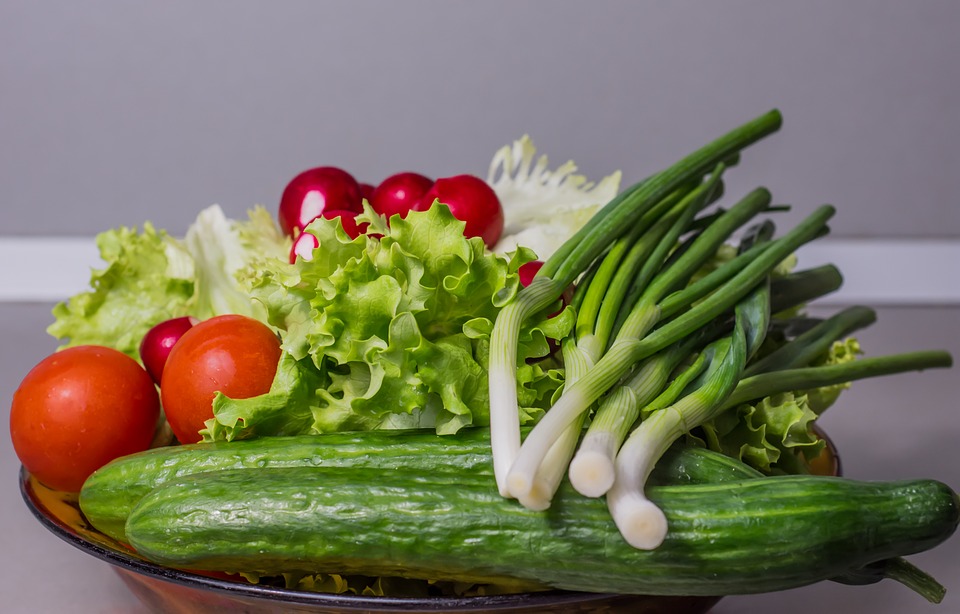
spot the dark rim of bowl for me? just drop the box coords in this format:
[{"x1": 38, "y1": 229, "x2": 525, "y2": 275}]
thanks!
[{"x1": 19, "y1": 465, "x2": 628, "y2": 612}]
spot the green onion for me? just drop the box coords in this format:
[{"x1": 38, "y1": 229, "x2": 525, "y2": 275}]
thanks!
[
  {"x1": 505, "y1": 205, "x2": 833, "y2": 501},
  {"x1": 487, "y1": 110, "x2": 785, "y2": 496},
  {"x1": 607, "y1": 282, "x2": 767, "y2": 549}
]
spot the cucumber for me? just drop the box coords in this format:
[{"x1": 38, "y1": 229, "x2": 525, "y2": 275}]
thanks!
[
  {"x1": 80, "y1": 428, "x2": 760, "y2": 542},
  {"x1": 125, "y1": 466, "x2": 959, "y2": 596}
]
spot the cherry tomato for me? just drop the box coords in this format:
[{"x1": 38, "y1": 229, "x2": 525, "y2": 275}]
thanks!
[
  {"x1": 139, "y1": 316, "x2": 198, "y2": 384},
  {"x1": 278, "y1": 166, "x2": 362, "y2": 237},
  {"x1": 370, "y1": 172, "x2": 433, "y2": 220},
  {"x1": 10, "y1": 345, "x2": 161, "y2": 492},
  {"x1": 160, "y1": 315, "x2": 282, "y2": 444},
  {"x1": 414, "y1": 174, "x2": 504, "y2": 248}
]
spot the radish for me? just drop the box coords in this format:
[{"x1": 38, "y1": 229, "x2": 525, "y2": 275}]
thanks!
[
  {"x1": 139, "y1": 316, "x2": 198, "y2": 384},
  {"x1": 519, "y1": 260, "x2": 573, "y2": 316},
  {"x1": 278, "y1": 167, "x2": 362, "y2": 237},
  {"x1": 289, "y1": 209, "x2": 367, "y2": 263},
  {"x1": 414, "y1": 174, "x2": 504, "y2": 248},
  {"x1": 289, "y1": 232, "x2": 320, "y2": 263},
  {"x1": 371, "y1": 172, "x2": 433, "y2": 220},
  {"x1": 359, "y1": 182, "x2": 376, "y2": 202}
]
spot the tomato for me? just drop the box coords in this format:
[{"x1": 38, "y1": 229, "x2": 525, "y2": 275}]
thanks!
[
  {"x1": 10, "y1": 345, "x2": 160, "y2": 492},
  {"x1": 160, "y1": 315, "x2": 282, "y2": 444},
  {"x1": 370, "y1": 172, "x2": 433, "y2": 219},
  {"x1": 277, "y1": 166, "x2": 363, "y2": 237},
  {"x1": 414, "y1": 174, "x2": 504, "y2": 248}
]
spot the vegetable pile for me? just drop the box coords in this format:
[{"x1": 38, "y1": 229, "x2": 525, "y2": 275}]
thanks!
[{"x1": 10, "y1": 110, "x2": 959, "y2": 603}]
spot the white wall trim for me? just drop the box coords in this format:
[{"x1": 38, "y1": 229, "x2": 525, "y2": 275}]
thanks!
[{"x1": 1, "y1": 237, "x2": 958, "y2": 305}]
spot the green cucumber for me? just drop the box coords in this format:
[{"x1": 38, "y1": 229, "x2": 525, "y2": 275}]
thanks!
[
  {"x1": 80, "y1": 428, "x2": 760, "y2": 542},
  {"x1": 125, "y1": 466, "x2": 959, "y2": 597}
]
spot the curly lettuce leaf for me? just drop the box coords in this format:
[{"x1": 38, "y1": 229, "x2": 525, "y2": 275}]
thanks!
[
  {"x1": 47, "y1": 223, "x2": 197, "y2": 359},
  {"x1": 699, "y1": 391, "x2": 825, "y2": 474},
  {"x1": 48, "y1": 205, "x2": 287, "y2": 360},
  {"x1": 206, "y1": 203, "x2": 569, "y2": 441},
  {"x1": 488, "y1": 135, "x2": 621, "y2": 260},
  {"x1": 699, "y1": 338, "x2": 862, "y2": 473},
  {"x1": 804, "y1": 338, "x2": 862, "y2": 412}
]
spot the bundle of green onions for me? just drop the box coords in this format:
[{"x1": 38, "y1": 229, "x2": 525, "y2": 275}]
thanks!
[{"x1": 487, "y1": 109, "x2": 952, "y2": 549}]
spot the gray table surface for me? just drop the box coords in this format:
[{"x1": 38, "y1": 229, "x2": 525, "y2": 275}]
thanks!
[{"x1": 2, "y1": 303, "x2": 958, "y2": 613}]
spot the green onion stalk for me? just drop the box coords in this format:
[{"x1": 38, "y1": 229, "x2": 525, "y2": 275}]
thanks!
[
  {"x1": 504, "y1": 201, "x2": 835, "y2": 502},
  {"x1": 487, "y1": 110, "x2": 785, "y2": 496},
  {"x1": 606, "y1": 281, "x2": 769, "y2": 549}
]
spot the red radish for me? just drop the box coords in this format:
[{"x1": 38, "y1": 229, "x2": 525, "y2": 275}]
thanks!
[
  {"x1": 289, "y1": 210, "x2": 367, "y2": 263},
  {"x1": 290, "y1": 232, "x2": 319, "y2": 263},
  {"x1": 322, "y1": 209, "x2": 367, "y2": 239},
  {"x1": 371, "y1": 172, "x2": 433, "y2": 220},
  {"x1": 359, "y1": 182, "x2": 376, "y2": 202},
  {"x1": 139, "y1": 316, "x2": 198, "y2": 384},
  {"x1": 278, "y1": 166, "x2": 362, "y2": 237},
  {"x1": 518, "y1": 260, "x2": 545, "y2": 287},
  {"x1": 519, "y1": 260, "x2": 574, "y2": 314},
  {"x1": 414, "y1": 175, "x2": 504, "y2": 248}
]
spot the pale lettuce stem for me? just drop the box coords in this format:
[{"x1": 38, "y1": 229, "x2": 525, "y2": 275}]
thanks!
[{"x1": 488, "y1": 276, "x2": 563, "y2": 496}]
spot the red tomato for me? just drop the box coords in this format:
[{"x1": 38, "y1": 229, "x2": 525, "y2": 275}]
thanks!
[
  {"x1": 160, "y1": 315, "x2": 282, "y2": 444},
  {"x1": 10, "y1": 345, "x2": 160, "y2": 492},
  {"x1": 277, "y1": 166, "x2": 362, "y2": 237},
  {"x1": 370, "y1": 172, "x2": 433, "y2": 219},
  {"x1": 414, "y1": 174, "x2": 504, "y2": 248}
]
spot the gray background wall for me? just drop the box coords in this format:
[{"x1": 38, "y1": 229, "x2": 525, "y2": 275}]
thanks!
[{"x1": 1, "y1": 2, "x2": 958, "y2": 613}]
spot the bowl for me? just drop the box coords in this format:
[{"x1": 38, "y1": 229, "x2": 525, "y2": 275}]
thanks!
[{"x1": 20, "y1": 467, "x2": 720, "y2": 613}]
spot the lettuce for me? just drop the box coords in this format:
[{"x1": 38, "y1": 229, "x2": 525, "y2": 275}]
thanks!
[
  {"x1": 47, "y1": 223, "x2": 196, "y2": 359},
  {"x1": 488, "y1": 135, "x2": 621, "y2": 260},
  {"x1": 699, "y1": 337, "x2": 863, "y2": 473},
  {"x1": 204, "y1": 203, "x2": 569, "y2": 441},
  {"x1": 48, "y1": 205, "x2": 287, "y2": 360}
]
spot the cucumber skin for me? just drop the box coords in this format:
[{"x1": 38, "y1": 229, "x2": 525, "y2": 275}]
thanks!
[
  {"x1": 80, "y1": 428, "x2": 760, "y2": 542},
  {"x1": 126, "y1": 467, "x2": 959, "y2": 597}
]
